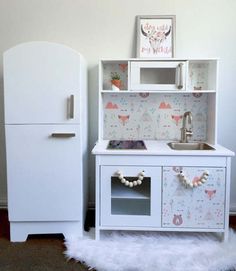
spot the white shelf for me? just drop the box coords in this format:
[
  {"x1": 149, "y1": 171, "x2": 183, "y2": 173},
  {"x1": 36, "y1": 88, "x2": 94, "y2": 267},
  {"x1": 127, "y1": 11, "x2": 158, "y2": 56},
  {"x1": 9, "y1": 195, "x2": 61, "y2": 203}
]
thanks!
[
  {"x1": 111, "y1": 198, "x2": 150, "y2": 216},
  {"x1": 99, "y1": 58, "x2": 218, "y2": 144}
]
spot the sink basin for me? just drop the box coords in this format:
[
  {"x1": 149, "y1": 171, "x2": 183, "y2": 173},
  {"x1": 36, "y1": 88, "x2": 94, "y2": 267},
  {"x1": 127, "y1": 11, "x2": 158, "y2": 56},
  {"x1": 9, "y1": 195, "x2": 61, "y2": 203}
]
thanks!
[{"x1": 167, "y1": 142, "x2": 215, "y2": 151}]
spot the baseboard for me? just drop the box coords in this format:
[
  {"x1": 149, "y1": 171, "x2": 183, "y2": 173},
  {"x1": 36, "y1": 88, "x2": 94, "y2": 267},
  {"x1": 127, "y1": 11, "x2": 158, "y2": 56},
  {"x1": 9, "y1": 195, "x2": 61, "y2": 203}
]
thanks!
[
  {"x1": 88, "y1": 202, "x2": 95, "y2": 210},
  {"x1": 0, "y1": 198, "x2": 7, "y2": 209},
  {"x1": 230, "y1": 204, "x2": 236, "y2": 215}
]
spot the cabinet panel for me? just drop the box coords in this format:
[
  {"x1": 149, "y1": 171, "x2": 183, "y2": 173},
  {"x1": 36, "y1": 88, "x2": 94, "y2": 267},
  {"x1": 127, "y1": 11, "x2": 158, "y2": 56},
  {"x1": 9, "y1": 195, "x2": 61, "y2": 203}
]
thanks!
[
  {"x1": 100, "y1": 166, "x2": 161, "y2": 227},
  {"x1": 6, "y1": 124, "x2": 81, "y2": 221},
  {"x1": 162, "y1": 166, "x2": 225, "y2": 229}
]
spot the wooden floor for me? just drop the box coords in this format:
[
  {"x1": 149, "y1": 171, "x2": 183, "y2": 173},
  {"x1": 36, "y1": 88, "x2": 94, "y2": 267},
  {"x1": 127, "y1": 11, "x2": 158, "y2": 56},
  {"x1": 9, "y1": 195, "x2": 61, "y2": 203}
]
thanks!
[
  {"x1": 0, "y1": 210, "x2": 9, "y2": 240},
  {"x1": 230, "y1": 215, "x2": 236, "y2": 228}
]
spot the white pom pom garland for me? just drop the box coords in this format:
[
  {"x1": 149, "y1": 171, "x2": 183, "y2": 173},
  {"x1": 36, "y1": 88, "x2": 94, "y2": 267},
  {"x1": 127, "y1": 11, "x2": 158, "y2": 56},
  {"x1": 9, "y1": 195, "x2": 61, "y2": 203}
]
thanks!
[
  {"x1": 116, "y1": 170, "x2": 145, "y2": 188},
  {"x1": 178, "y1": 170, "x2": 209, "y2": 188}
]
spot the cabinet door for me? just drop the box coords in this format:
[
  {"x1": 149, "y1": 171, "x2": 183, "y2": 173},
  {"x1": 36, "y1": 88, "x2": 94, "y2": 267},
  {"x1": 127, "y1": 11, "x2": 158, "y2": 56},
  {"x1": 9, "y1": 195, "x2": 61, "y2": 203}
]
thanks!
[
  {"x1": 4, "y1": 42, "x2": 81, "y2": 124},
  {"x1": 130, "y1": 61, "x2": 186, "y2": 91},
  {"x1": 100, "y1": 166, "x2": 161, "y2": 227},
  {"x1": 162, "y1": 167, "x2": 225, "y2": 229},
  {"x1": 6, "y1": 124, "x2": 81, "y2": 221}
]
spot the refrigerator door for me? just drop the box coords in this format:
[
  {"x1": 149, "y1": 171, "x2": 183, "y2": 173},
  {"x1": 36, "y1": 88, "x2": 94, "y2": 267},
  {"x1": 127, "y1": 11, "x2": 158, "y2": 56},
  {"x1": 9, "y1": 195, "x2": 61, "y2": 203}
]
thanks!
[
  {"x1": 6, "y1": 124, "x2": 82, "y2": 221},
  {"x1": 4, "y1": 42, "x2": 81, "y2": 124}
]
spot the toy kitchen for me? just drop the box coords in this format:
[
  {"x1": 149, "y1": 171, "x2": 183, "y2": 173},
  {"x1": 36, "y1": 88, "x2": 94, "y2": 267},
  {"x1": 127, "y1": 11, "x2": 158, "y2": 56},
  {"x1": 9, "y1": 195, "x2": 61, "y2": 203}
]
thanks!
[{"x1": 92, "y1": 58, "x2": 234, "y2": 240}]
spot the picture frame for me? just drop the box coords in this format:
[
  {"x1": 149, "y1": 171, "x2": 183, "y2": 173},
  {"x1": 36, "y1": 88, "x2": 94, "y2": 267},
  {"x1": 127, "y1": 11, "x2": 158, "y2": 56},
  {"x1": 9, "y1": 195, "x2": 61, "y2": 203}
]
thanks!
[{"x1": 136, "y1": 15, "x2": 176, "y2": 58}]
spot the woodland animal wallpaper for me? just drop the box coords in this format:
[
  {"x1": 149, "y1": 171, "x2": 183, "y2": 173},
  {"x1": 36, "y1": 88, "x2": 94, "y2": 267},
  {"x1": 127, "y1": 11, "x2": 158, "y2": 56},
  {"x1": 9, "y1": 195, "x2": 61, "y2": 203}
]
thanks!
[{"x1": 103, "y1": 93, "x2": 208, "y2": 141}]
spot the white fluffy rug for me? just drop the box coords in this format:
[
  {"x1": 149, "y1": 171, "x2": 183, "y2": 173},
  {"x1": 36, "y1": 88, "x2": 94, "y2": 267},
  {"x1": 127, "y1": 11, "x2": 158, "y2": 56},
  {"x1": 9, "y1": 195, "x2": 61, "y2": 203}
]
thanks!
[{"x1": 65, "y1": 229, "x2": 236, "y2": 271}]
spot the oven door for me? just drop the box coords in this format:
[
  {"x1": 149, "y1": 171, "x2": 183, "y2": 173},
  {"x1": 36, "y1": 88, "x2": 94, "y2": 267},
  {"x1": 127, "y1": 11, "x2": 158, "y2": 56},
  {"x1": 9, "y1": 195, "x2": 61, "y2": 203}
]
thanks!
[{"x1": 100, "y1": 165, "x2": 161, "y2": 227}]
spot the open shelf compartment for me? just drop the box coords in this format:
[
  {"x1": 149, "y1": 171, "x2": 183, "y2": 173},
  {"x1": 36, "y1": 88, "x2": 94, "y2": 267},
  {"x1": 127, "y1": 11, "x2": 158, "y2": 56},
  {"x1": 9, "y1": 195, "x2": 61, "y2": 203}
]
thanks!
[
  {"x1": 101, "y1": 60, "x2": 129, "y2": 91},
  {"x1": 188, "y1": 60, "x2": 217, "y2": 91},
  {"x1": 111, "y1": 177, "x2": 151, "y2": 216}
]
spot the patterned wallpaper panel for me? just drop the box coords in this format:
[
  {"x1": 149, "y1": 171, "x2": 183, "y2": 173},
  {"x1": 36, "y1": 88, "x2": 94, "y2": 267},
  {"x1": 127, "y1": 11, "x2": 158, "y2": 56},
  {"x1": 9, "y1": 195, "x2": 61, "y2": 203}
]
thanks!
[
  {"x1": 103, "y1": 93, "x2": 208, "y2": 141},
  {"x1": 162, "y1": 167, "x2": 225, "y2": 228}
]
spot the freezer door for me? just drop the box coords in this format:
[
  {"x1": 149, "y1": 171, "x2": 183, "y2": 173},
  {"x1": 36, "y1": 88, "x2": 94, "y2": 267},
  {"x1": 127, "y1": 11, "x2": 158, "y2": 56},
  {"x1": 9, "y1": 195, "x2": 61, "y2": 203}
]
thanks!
[
  {"x1": 4, "y1": 42, "x2": 82, "y2": 124},
  {"x1": 6, "y1": 124, "x2": 82, "y2": 221}
]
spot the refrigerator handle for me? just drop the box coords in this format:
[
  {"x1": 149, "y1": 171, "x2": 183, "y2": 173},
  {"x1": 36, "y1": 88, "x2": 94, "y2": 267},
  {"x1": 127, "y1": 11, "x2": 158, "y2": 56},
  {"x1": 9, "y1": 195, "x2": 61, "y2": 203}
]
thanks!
[{"x1": 69, "y1": 94, "x2": 74, "y2": 119}]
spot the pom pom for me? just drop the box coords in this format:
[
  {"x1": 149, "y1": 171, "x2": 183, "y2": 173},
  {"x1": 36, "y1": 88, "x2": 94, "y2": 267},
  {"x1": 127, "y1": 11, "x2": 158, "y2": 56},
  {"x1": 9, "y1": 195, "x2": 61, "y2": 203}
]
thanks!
[
  {"x1": 121, "y1": 178, "x2": 126, "y2": 183},
  {"x1": 125, "y1": 181, "x2": 129, "y2": 186},
  {"x1": 183, "y1": 177, "x2": 187, "y2": 182},
  {"x1": 137, "y1": 180, "x2": 142, "y2": 185},
  {"x1": 140, "y1": 171, "x2": 145, "y2": 176},
  {"x1": 133, "y1": 181, "x2": 137, "y2": 186},
  {"x1": 129, "y1": 182, "x2": 134, "y2": 188},
  {"x1": 118, "y1": 174, "x2": 123, "y2": 180}
]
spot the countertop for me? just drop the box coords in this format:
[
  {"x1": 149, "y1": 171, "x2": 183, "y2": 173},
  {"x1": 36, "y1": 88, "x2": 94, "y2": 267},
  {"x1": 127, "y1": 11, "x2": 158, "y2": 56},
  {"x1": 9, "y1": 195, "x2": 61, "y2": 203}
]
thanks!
[{"x1": 92, "y1": 140, "x2": 235, "y2": 157}]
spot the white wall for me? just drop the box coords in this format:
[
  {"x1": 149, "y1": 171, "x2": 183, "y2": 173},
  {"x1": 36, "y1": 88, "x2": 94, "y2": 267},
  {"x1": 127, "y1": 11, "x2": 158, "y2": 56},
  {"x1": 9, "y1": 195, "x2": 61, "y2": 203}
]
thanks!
[{"x1": 0, "y1": 0, "x2": 236, "y2": 211}]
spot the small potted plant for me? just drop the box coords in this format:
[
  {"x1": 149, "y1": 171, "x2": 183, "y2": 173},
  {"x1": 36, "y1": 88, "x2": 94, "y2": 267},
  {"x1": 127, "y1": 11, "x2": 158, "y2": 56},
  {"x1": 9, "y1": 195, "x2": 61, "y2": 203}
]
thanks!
[{"x1": 111, "y1": 72, "x2": 122, "y2": 90}]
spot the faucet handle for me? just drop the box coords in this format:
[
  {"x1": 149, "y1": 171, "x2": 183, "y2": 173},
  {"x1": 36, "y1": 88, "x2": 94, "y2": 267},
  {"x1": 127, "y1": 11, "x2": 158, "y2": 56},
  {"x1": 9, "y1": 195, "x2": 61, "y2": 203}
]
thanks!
[{"x1": 186, "y1": 130, "x2": 193, "y2": 136}]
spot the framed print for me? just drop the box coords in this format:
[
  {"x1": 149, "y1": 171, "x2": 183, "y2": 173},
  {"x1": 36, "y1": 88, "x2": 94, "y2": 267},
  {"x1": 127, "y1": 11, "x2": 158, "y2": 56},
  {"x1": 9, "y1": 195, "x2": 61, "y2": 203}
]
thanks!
[{"x1": 136, "y1": 15, "x2": 175, "y2": 58}]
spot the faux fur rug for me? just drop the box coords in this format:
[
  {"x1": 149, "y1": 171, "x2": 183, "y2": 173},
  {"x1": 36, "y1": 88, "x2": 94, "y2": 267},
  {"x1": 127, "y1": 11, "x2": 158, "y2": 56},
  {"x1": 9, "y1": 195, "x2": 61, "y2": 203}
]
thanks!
[{"x1": 65, "y1": 229, "x2": 236, "y2": 271}]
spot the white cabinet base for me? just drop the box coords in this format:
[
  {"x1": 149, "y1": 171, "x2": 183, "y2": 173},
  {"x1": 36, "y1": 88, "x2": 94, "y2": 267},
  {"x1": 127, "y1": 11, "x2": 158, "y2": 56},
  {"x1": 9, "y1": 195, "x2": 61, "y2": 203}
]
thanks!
[
  {"x1": 96, "y1": 226, "x2": 228, "y2": 242},
  {"x1": 94, "y1": 154, "x2": 232, "y2": 242},
  {"x1": 10, "y1": 221, "x2": 83, "y2": 242}
]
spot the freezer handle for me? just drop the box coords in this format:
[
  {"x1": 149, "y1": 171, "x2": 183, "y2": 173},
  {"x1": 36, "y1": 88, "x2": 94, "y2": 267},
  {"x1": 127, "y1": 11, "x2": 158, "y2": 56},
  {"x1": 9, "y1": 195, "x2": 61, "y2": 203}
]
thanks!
[
  {"x1": 51, "y1": 133, "x2": 76, "y2": 138},
  {"x1": 69, "y1": 95, "x2": 74, "y2": 119}
]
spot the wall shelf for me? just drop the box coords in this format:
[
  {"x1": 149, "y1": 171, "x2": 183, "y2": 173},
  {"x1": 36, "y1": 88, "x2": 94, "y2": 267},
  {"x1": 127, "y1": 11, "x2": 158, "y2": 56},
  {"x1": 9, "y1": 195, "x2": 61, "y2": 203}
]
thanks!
[{"x1": 99, "y1": 58, "x2": 218, "y2": 144}]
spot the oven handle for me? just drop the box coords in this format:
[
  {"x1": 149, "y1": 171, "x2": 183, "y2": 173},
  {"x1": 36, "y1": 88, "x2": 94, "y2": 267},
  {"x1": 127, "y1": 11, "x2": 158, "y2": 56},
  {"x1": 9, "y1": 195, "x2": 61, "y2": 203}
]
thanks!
[
  {"x1": 177, "y1": 63, "x2": 183, "y2": 90},
  {"x1": 116, "y1": 170, "x2": 145, "y2": 188}
]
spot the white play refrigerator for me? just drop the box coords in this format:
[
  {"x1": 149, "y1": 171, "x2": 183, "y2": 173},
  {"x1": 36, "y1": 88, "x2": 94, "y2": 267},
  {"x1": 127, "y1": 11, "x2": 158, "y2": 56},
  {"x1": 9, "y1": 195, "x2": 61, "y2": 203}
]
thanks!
[{"x1": 3, "y1": 42, "x2": 88, "y2": 242}]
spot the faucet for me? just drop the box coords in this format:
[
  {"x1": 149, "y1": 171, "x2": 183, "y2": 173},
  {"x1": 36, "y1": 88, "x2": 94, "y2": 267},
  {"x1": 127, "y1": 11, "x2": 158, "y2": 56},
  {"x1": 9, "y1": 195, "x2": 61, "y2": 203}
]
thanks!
[{"x1": 180, "y1": 111, "x2": 193, "y2": 143}]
